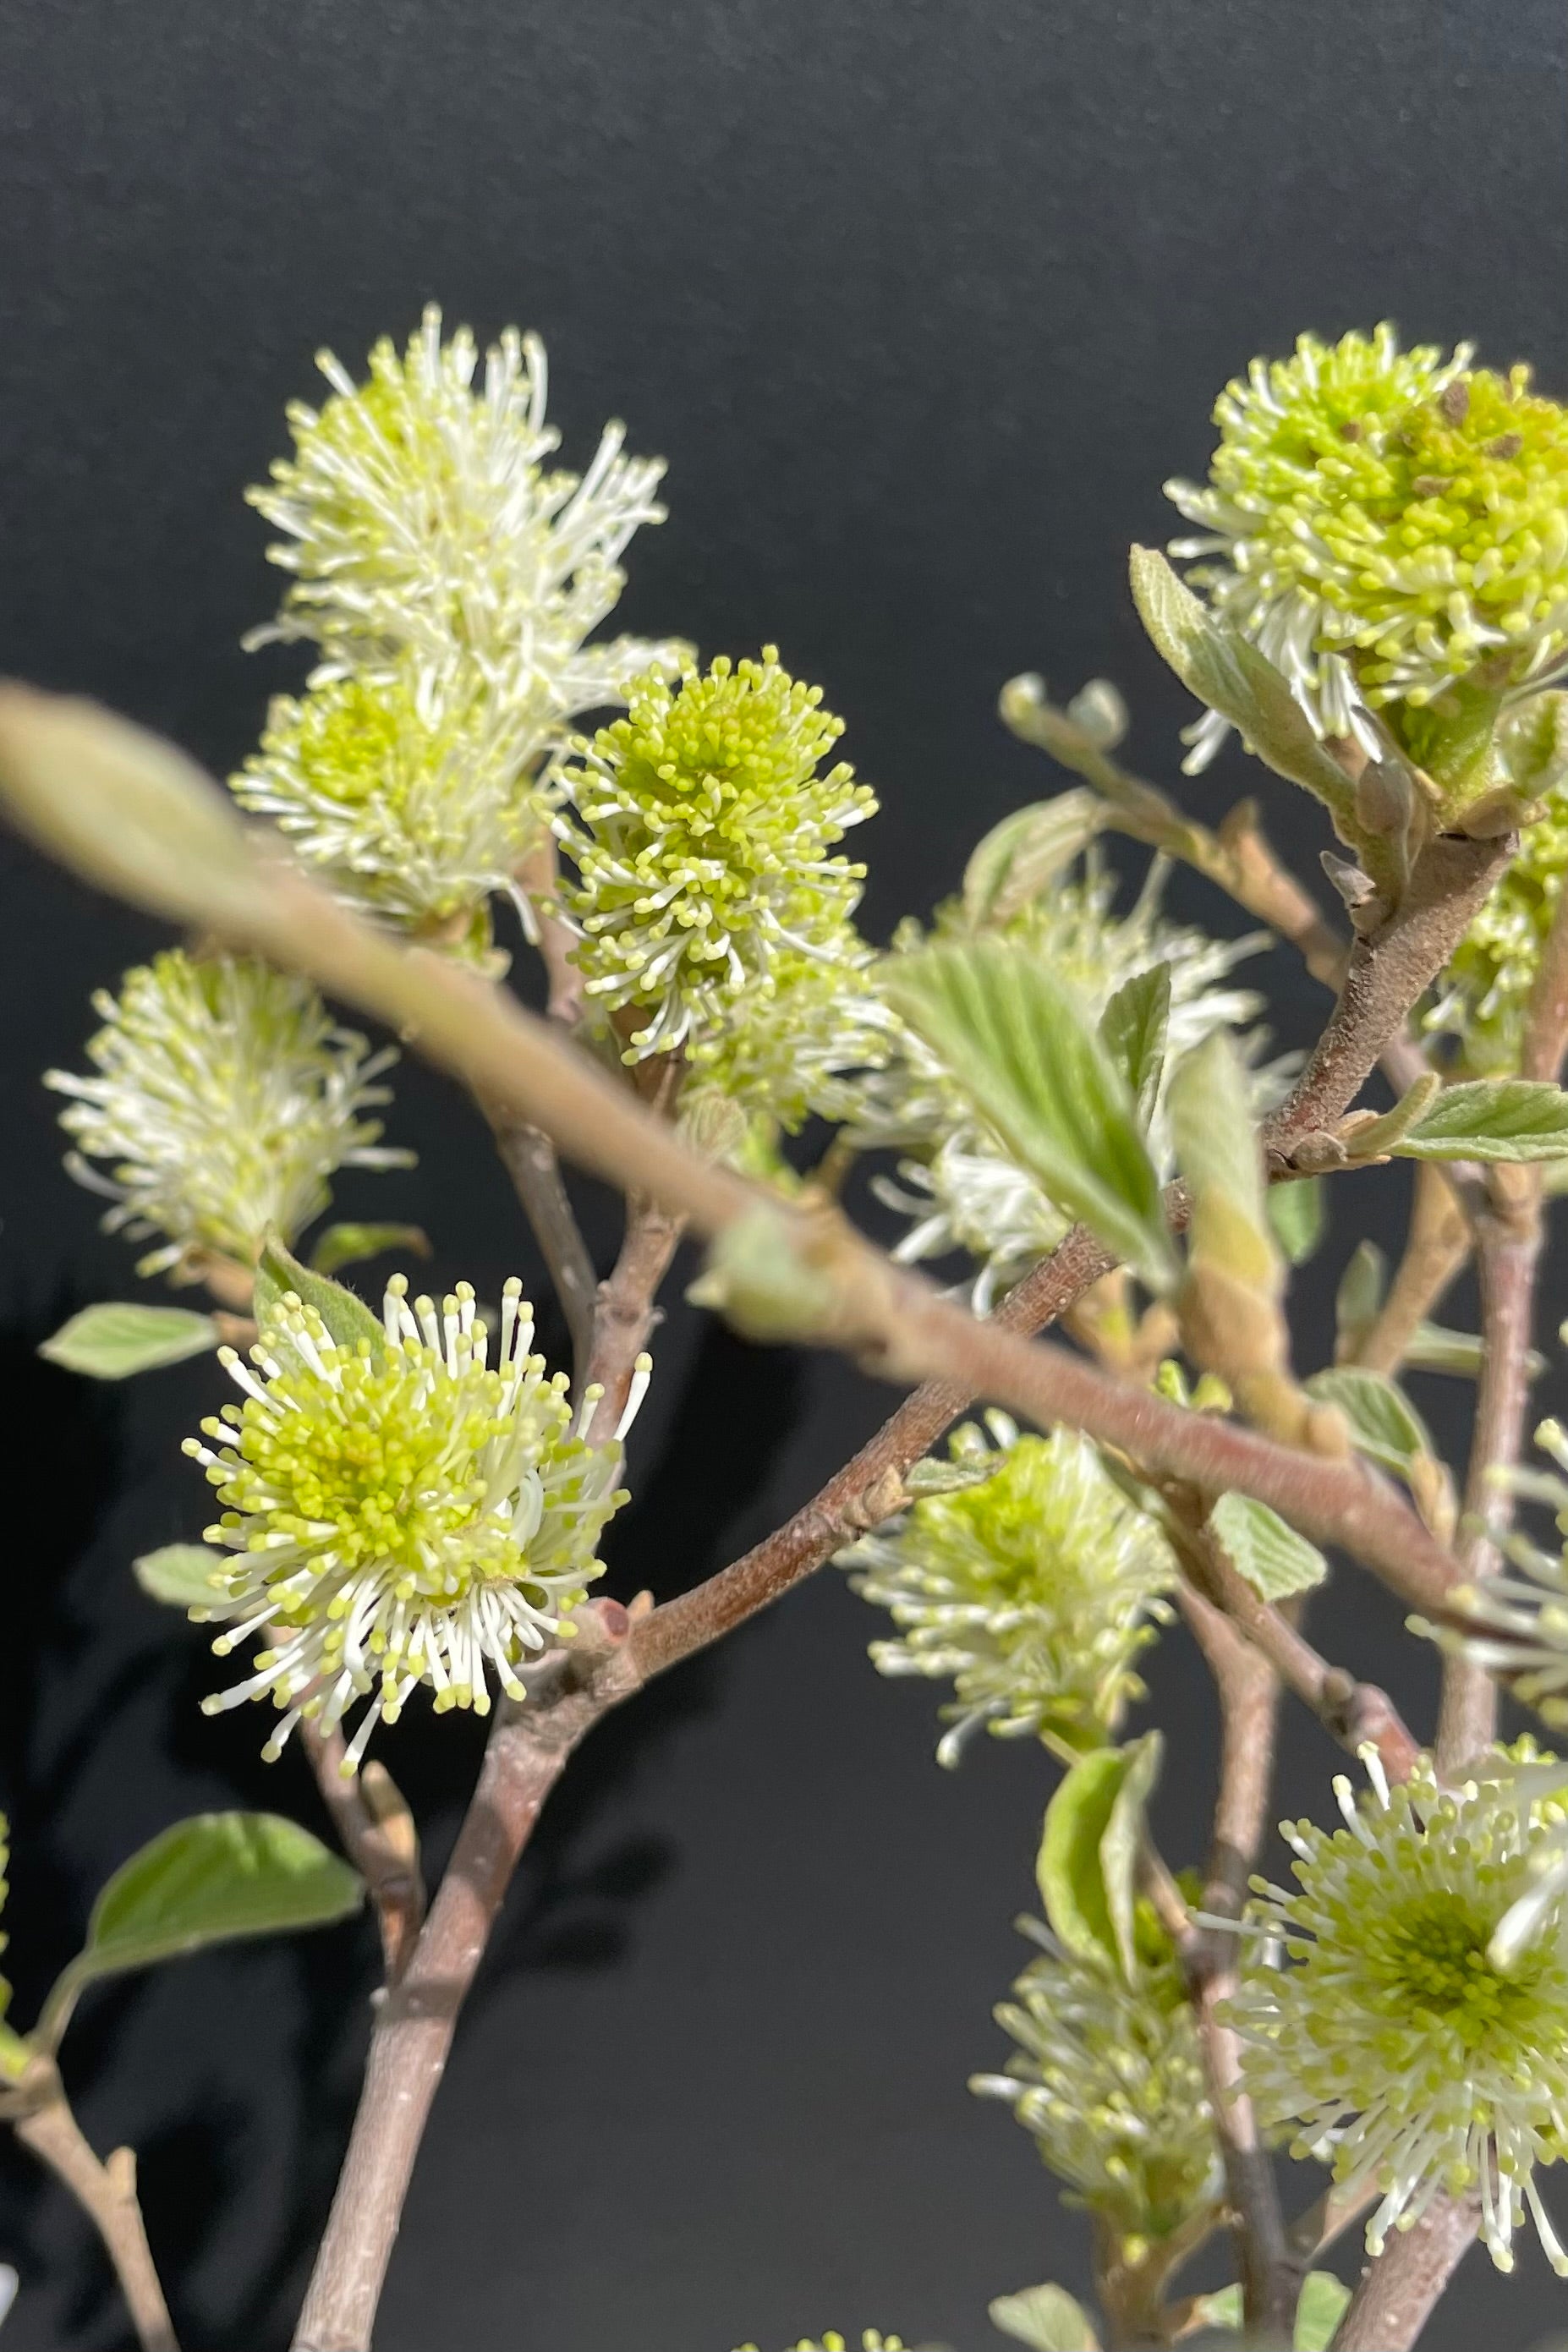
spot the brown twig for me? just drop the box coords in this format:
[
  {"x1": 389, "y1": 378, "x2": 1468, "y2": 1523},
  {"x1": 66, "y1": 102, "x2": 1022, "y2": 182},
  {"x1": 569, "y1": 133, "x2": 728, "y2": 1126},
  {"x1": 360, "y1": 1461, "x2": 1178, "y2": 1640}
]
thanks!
[
  {"x1": 1001, "y1": 680, "x2": 1346, "y2": 989},
  {"x1": 582, "y1": 1194, "x2": 685, "y2": 1444},
  {"x1": 291, "y1": 1608, "x2": 642, "y2": 2352},
  {"x1": 481, "y1": 1102, "x2": 599, "y2": 1387},
  {"x1": 1178, "y1": 1598, "x2": 1293, "y2": 2343},
  {"x1": 1332, "y1": 2192, "x2": 1478, "y2": 2350},
  {"x1": 10, "y1": 2067, "x2": 178, "y2": 2350},
  {"x1": 299, "y1": 1727, "x2": 426, "y2": 1984},
  {"x1": 1522, "y1": 879, "x2": 1568, "y2": 1083},
  {"x1": 1176, "y1": 1529, "x2": 1422, "y2": 1782},
  {"x1": 1434, "y1": 1176, "x2": 1543, "y2": 1773},
  {"x1": 1346, "y1": 1159, "x2": 1470, "y2": 1376}
]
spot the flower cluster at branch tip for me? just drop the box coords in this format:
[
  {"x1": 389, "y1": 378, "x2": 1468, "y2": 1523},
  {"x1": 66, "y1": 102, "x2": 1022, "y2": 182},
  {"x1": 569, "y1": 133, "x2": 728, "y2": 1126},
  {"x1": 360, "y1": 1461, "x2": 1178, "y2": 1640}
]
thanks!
[
  {"x1": 972, "y1": 1914, "x2": 1220, "y2": 2240},
  {"x1": 1432, "y1": 695, "x2": 1568, "y2": 1067},
  {"x1": 46, "y1": 951, "x2": 409, "y2": 1277},
  {"x1": 1167, "y1": 324, "x2": 1568, "y2": 770},
  {"x1": 839, "y1": 1415, "x2": 1176, "y2": 1762},
  {"x1": 1225, "y1": 1746, "x2": 1568, "y2": 2273},
  {"x1": 682, "y1": 942, "x2": 901, "y2": 1137},
  {"x1": 233, "y1": 660, "x2": 551, "y2": 952},
  {"x1": 556, "y1": 648, "x2": 878, "y2": 1057},
  {"x1": 184, "y1": 1275, "x2": 644, "y2": 1774},
  {"x1": 247, "y1": 304, "x2": 683, "y2": 713},
  {"x1": 853, "y1": 853, "x2": 1277, "y2": 1307}
]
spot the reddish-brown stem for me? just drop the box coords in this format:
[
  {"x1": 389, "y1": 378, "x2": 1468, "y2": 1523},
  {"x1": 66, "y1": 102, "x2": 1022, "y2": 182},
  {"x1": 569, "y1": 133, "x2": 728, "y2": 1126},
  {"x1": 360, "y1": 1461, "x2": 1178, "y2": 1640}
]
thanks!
[
  {"x1": 1332, "y1": 2192, "x2": 1478, "y2": 2350},
  {"x1": 12, "y1": 2073, "x2": 178, "y2": 2351},
  {"x1": 1523, "y1": 878, "x2": 1568, "y2": 1084},
  {"x1": 291, "y1": 1624, "x2": 641, "y2": 2352},
  {"x1": 582, "y1": 1195, "x2": 685, "y2": 1444},
  {"x1": 300, "y1": 1728, "x2": 425, "y2": 1983},
  {"x1": 482, "y1": 1103, "x2": 599, "y2": 1387},
  {"x1": 1179, "y1": 1598, "x2": 1292, "y2": 2343},
  {"x1": 1434, "y1": 1188, "x2": 1543, "y2": 1773},
  {"x1": 1177, "y1": 1543, "x2": 1421, "y2": 1783}
]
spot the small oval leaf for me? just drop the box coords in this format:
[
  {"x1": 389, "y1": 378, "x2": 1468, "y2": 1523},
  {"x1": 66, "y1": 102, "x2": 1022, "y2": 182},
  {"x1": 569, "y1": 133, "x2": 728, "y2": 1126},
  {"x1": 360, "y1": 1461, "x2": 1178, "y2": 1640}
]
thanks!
[
  {"x1": 1208, "y1": 1492, "x2": 1327, "y2": 1601},
  {"x1": 1037, "y1": 1734, "x2": 1163, "y2": 1978},
  {"x1": 1394, "y1": 1077, "x2": 1568, "y2": 1163},
  {"x1": 990, "y1": 2283, "x2": 1101, "y2": 2349},
  {"x1": 132, "y1": 1543, "x2": 234, "y2": 1613},
  {"x1": 1304, "y1": 1367, "x2": 1434, "y2": 1479},
  {"x1": 39, "y1": 1302, "x2": 219, "y2": 1380},
  {"x1": 254, "y1": 1234, "x2": 385, "y2": 1352},
  {"x1": 310, "y1": 1220, "x2": 431, "y2": 1278},
  {"x1": 962, "y1": 792, "x2": 1108, "y2": 926}
]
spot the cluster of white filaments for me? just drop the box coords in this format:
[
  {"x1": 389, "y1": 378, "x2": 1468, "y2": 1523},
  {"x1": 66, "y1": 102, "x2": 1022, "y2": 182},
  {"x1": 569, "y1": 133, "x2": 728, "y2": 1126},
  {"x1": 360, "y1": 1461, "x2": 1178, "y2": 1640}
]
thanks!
[
  {"x1": 1434, "y1": 1417, "x2": 1568, "y2": 1728},
  {"x1": 184, "y1": 1276, "x2": 644, "y2": 1774},
  {"x1": 46, "y1": 951, "x2": 408, "y2": 1275},
  {"x1": 1226, "y1": 1750, "x2": 1568, "y2": 2275},
  {"x1": 247, "y1": 304, "x2": 684, "y2": 720}
]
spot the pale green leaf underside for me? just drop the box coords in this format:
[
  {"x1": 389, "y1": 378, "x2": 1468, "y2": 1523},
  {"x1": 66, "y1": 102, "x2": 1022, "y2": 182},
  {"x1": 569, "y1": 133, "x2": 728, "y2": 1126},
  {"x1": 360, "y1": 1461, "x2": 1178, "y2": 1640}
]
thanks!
[
  {"x1": 1036, "y1": 1733, "x2": 1163, "y2": 1981},
  {"x1": 1098, "y1": 962, "x2": 1171, "y2": 1130},
  {"x1": 254, "y1": 1232, "x2": 386, "y2": 1351},
  {"x1": 1209, "y1": 1491, "x2": 1327, "y2": 1600},
  {"x1": 1394, "y1": 1077, "x2": 1568, "y2": 1162},
  {"x1": 132, "y1": 1542, "x2": 235, "y2": 1612},
  {"x1": 1305, "y1": 1366, "x2": 1433, "y2": 1478},
  {"x1": 990, "y1": 2282, "x2": 1101, "y2": 2349},
  {"x1": 310, "y1": 1220, "x2": 430, "y2": 1278},
  {"x1": 39, "y1": 1302, "x2": 218, "y2": 1379},
  {"x1": 1266, "y1": 1174, "x2": 1325, "y2": 1267},
  {"x1": 962, "y1": 791, "x2": 1108, "y2": 926}
]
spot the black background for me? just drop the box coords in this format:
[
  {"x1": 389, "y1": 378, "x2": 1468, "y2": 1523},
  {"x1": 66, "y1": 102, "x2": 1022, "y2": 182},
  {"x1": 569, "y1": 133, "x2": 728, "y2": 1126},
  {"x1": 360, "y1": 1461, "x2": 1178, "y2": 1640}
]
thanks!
[{"x1": 1, "y1": 3, "x2": 1565, "y2": 2345}]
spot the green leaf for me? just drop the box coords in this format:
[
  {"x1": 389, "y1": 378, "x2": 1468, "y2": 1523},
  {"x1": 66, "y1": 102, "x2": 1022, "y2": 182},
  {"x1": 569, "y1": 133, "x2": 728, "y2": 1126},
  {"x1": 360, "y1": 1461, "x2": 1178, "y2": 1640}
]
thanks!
[
  {"x1": 1209, "y1": 1491, "x2": 1327, "y2": 1601},
  {"x1": 39, "y1": 1812, "x2": 362, "y2": 2051},
  {"x1": 1194, "y1": 2284, "x2": 1242, "y2": 2333},
  {"x1": 39, "y1": 1302, "x2": 218, "y2": 1380},
  {"x1": 132, "y1": 1543, "x2": 234, "y2": 1614},
  {"x1": 880, "y1": 939, "x2": 1176, "y2": 1291},
  {"x1": 1393, "y1": 1078, "x2": 1568, "y2": 1163},
  {"x1": 1036, "y1": 1735, "x2": 1163, "y2": 1979},
  {"x1": 1334, "y1": 1240, "x2": 1386, "y2": 1354},
  {"x1": 1099, "y1": 964, "x2": 1171, "y2": 1130},
  {"x1": 1168, "y1": 1032, "x2": 1269, "y2": 1238},
  {"x1": 254, "y1": 1233, "x2": 385, "y2": 1352},
  {"x1": 1305, "y1": 1366, "x2": 1434, "y2": 1480},
  {"x1": 962, "y1": 792, "x2": 1108, "y2": 926},
  {"x1": 1293, "y1": 2272, "x2": 1352, "y2": 2352},
  {"x1": 0, "y1": 2018, "x2": 32, "y2": 2082},
  {"x1": 1266, "y1": 1175, "x2": 1325, "y2": 1267},
  {"x1": 1128, "y1": 547, "x2": 1358, "y2": 814},
  {"x1": 310, "y1": 1220, "x2": 430, "y2": 1278},
  {"x1": 990, "y1": 2283, "x2": 1101, "y2": 2349}
]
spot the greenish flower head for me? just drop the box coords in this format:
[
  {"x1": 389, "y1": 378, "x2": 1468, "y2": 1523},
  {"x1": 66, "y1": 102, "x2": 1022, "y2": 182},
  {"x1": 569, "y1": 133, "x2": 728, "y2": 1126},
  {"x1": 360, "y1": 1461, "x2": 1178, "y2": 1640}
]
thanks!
[
  {"x1": 185, "y1": 1275, "x2": 639, "y2": 1774},
  {"x1": 682, "y1": 942, "x2": 899, "y2": 1134},
  {"x1": 972, "y1": 1918, "x2": 1220, "y2": 2240},
  {"x1": 1431, "y1": 696, "x2": 1568, "y2": 1068},
  {"x1": 234, "y1": 660, "x2": 548, "y2": 952},
  {"x1": 557, "y1": 648, "x2": 878, "y2": 1057},
  {"x1": 1227, "y1": 1749, "x2": 1568, "y2": 2275},
  {"x1": 248, "y1": 305, "x2": 684, "y2": 726},
  {"x1": 1167, "y1": 326, "x2": 1568, "y2": 781},
  {"x1": 841, "y1": 1417, "x2": 1176, "y2": 1761},
  {"x1": 46, "y1": 951, "x2": 409, "y2": 1279}
]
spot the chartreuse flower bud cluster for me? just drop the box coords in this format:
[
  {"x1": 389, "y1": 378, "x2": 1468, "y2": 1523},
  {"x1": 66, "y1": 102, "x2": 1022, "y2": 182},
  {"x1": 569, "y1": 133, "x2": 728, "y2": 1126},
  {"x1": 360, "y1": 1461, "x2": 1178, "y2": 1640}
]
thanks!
[
  {"x1": 1226, "y1": 1748, "x2": 1568, "y2": 2275},
  {"x1": 840, "y1": 1416, "x2": 1176, "y2": 1763},
  {"x1": 556, "y1": 648, "x2": 878, "y2": 1058},
  {"x1": 184, "y1": 1275, "x2": 642, "y2": 1774},
  {"x1": 732, "y1": 2337, "x2": 909, "y2": 2351},
  {"x1": 972, "y1": 1916, "x2": 1220, "y2": 2241},
  {"x1": 1432, "y1": 695, "x2": 1568, "y2": 1068},
  {"x1": 238, "y1": 306, "x2": 683, "y2": 952},
  {"x1": 1168, "y1": 324, "x2": 1568, "y2": 778},
  {"x1": 46, "y1": 950, "x2": 408, "y2": 1278},
  {"x1": 857, "y1": 853, "x2": 1275, "y2": 1307}
]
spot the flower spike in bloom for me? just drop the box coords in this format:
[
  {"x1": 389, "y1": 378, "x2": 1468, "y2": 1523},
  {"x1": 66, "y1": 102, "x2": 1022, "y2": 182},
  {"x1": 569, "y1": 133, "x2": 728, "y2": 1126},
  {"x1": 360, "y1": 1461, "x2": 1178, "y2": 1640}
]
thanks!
[
  {"x1": 46, "y1": 951, "x2": 408, "y2": 1277},
  {"x1": 1166, "y1": 325, "x2": 1568, "y2": 771},
  {"x1": 556, "y1": 647, "x2": 878, "y2": 1058},
  {"x1": 184, "y1": 1275, "x2": 636, "y2": 1771},
  {"x1": 247, "y1": 305, "x2": 684, "y2": 726},
  {"x1": 1225, "y1": 1750, "x2": 1568, "y2": 2275},
  {"x1": 840, "y1": 1417, "x2": 1176, "y2": 1760},
  {"x1": 1427, "y1": 1416, "x2": 1568, "y2": 1730}
]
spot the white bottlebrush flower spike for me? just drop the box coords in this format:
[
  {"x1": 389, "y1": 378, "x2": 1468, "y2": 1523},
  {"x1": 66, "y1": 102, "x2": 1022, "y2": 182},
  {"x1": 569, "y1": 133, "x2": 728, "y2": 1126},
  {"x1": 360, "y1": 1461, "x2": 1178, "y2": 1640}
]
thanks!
[
  {"x1": 682, "y1": 941, "x2": 901, "y2": 1133},
  {"x1": 840, "y1": 1415, "x2": 1176, "y2": 1761},
  {"x1": 46, "y1": 951, "x2": 408, "y2": 1276},
  {"x1": 233, "y1": 656, "x2": 551, "y2": 949},
  {"x1": 184, "y1": 1275, "x2": 640, "y2": 1774},
  {"x1": 1226, "y1": 1749, "x2": 1568, "y2": 2275},
  {"x1": 971, "y1": 1918, "x2": 1220, "y2": 2238},
  {"x1": 853, "y1": 855, "x2": 1277, "y2": 1306},
  {"x1": 1165, "y1": 324, "x2": 1568, "y2": 773},
  {"x1": 247, "y1": 304, "x2": 684, "y2": 726}
]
